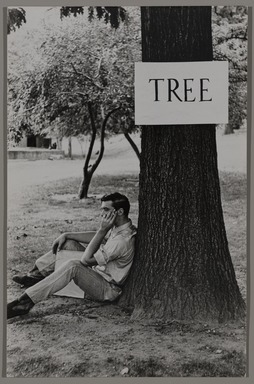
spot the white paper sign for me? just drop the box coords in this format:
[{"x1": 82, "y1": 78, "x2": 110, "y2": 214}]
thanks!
[{"x1": 135, "y1": 61, "x2": 228, "y2": 125}]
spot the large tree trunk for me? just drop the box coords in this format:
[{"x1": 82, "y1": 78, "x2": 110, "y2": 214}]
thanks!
[{"x1": 119, "y1": 7, "x2": 245, "y2": 322}]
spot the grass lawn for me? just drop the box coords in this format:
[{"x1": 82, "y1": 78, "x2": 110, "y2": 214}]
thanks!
[{"x1": 6, "y1": 171, "x2": 247, "y2": 377}]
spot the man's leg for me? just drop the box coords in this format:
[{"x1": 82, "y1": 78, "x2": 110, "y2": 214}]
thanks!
[
  {"x1": 12, "y1": 250, "x2": 56, "y2": 287},
  {"x1": 35, "y1": 240, "x2": 86, "y2": 277},
  {"x1": 12, "y1": 240, "x2": 86, "y2": 287},
  {"x1": 7, "y1": 259, "x2": 121, "y2": 319},
  {"x1": 25, "y1": 260, "x2": 107, "y2": 304}
]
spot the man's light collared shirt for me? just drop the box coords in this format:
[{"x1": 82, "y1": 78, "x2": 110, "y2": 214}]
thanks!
[{"x1": 93, "y1": 220, "x2": 137, "y2": 286}]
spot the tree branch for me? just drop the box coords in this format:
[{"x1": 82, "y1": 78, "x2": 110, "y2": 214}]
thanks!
[
  {"x1": 124, "y1": 132, "x2": 140, "y2": 161},
  {"x1": 85, "y1": 102, "x2": 97, "y2": 176},
  {"x1": 70, "y1": 63, "x2": 104, "y2": 90},
  {"x1": 214, "y1": 31, "x2": 248, "y2": 44},
  {"x1": 94, "y1": 57, "x2": 103, "y2": 79},
  {"x1": 9, "y1": 105, "x2": 36, "y2": 116},
  {"x1": 223, "y1": 34, "x2": 247, "y2": 41},
  {"x1": 91, "y1": 105, "x2": 121, "y2": 173},
  {"x1": 57, "y1": 91, "x2": 89, "y2": 101}
]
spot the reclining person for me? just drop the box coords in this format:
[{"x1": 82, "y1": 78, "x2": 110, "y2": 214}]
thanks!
[{"x1": 7, "y1": 193, "x2": 137, "y2": 319}]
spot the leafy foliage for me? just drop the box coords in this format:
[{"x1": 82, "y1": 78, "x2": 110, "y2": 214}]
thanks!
[
  {"x1": 61, "y1": 6, "x2": 127, "y2": 29},
  {"x1": 7, "y1": 8, "x2": 26, "y2": 34},
  {"x1": 8, "y1": 7, "x2": 141, "y2": 145},
  {"x1": 212, "y1": 6, "x2": 247, "y2": 132},
  {"x1": 60, "y1": 7, "x2": 84, "y2": 20}
]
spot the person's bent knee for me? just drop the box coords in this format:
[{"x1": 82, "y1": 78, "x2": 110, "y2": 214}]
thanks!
[
  {"x1": 62, "y1": 240, "x2": 85, "y2": 251},
  {"x1": 65, "y1": 259, "x2": 82, "y2": 269}
]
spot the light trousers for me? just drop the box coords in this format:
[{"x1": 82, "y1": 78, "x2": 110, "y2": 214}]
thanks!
[
  {"x1": 34, "y1": 240, "x2": 86, "y2": 277},
  {"x1": 26, "y1": 240, "x2": 122, "y2": 304},
  {"x1": 26, "y1": 259, "x2": 122, "y2": 304}
]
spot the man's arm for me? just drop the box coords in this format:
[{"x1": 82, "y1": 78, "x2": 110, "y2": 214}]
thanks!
[
  {"x1": 80, "y1": 229, "x2": 108, "y2": 266},
  {"x1": 65, "y1": 231, "x2": 96, "y2": 244},
  {"x1": 52, "y1": 231, "x2": 96, "y2": 254},
  {"x1": 81, "y1": 210, "x2": 117, "y2": 266}
]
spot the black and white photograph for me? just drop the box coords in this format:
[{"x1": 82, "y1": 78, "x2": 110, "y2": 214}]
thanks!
[{"x1": 5, "y1": 4, "x2": 248, "y2": 378}]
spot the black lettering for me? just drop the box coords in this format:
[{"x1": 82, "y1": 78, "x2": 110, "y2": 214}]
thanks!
[
  {"x1": 167, "y1": 79, "x2": 182, "y2": 102},
  {"x1": 200, "y1": 78, "x2": 212, "y2": 102},
  {"x1": 184, "y1": 78, "x2": 196, "y2": 102},
  {"x1": 149, "y1": 78, "x2": 165, "y2": 101}
]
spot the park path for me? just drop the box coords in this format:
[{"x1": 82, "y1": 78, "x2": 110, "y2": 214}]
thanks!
[{"x1": 7, "y1": 130, "x2": 246, "y2": 212}]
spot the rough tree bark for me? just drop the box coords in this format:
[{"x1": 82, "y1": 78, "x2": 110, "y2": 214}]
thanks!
[{"x1": 119, "y1": 6, "x2": 245, "y2": 322}]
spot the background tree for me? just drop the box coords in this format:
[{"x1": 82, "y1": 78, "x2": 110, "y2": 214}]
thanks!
[
  {"x1": 213, "y1": 6, "x2": 247, "y2": 134},
  {"x1": 119, "y1": 6, "x2": 246, "y2": 322},
  {"x1": 61, "y1": 6, "x2": 127, "y2": 29},
  {"x1": 8, "y1": 7, "x2": 141, "y2": 198},
  {"x1": 7, "y1": 7, "x2": 26, "y2": 34}
]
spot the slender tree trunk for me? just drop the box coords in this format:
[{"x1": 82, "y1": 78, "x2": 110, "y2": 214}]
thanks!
[
  {"x1": 68, "y1": 136, "x2": 72, "y2": 159},
  {"x1": 79, "y1": 102, "x2": 97, "y2": 199},
  {"x1": 78, "y1": 103, "x2": 121, "y2": 199},
  {"x1": 78, "y1": 172, "x2": 93, "y2": 199},
  {"x1": 124, "y1": 132, "x2": 140, "y2": 160},
  {"x1": 119, "y1": 7, "x2": 245, "y2": 322},
  {"x1": 57, "y1": 137, "x2": 62, "y2": 150}
]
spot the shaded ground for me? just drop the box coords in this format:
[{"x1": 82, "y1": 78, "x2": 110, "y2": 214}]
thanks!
[{"x1": 6, "y1": 131, "x2": 247, "y2": 377}]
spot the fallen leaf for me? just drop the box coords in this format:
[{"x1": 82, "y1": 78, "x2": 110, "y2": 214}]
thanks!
[{"x1": 120, "y1": 367, "x2": 129, "y2": 375}]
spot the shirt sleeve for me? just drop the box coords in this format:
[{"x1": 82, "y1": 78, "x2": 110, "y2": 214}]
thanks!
[
  {"x1": 93, "y1": 239, "x2": 127, "y2": 266},
  {"x1": 93, "y1": 245, "x2": 108, "y2": 266}
]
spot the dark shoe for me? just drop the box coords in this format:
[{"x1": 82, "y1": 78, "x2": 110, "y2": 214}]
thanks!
[
  {"x1": 12, "y1": 274, "x2": 44, "y2": 287},
  {"x1": 7, "y1": 295, "x2": 34, "y2": 319}
]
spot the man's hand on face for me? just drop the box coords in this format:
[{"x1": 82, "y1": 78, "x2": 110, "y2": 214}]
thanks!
[
  {"x1": 100, "y1": 209, "x2": 117, "y2": 232},
  {"x1": 52, "y1": 234, "x2": 67, "y2": 255}
]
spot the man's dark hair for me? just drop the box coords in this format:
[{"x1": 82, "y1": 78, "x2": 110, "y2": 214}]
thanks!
[{"x1": 101, "y1": 192, "x2": 130, "y2": 216}]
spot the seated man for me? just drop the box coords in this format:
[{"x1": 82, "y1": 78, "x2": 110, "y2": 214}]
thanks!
[{"x1": 7, "y1": 192, "x2": 137, "y2": 319}]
